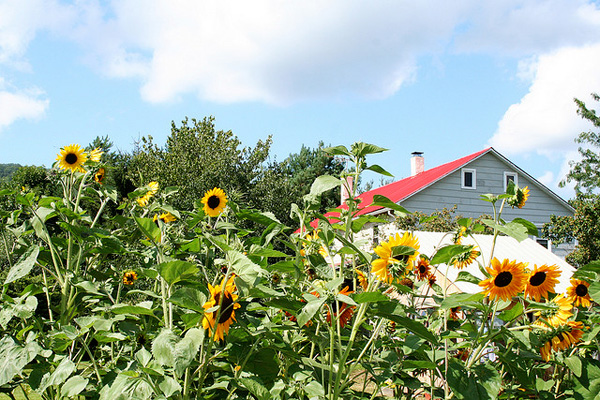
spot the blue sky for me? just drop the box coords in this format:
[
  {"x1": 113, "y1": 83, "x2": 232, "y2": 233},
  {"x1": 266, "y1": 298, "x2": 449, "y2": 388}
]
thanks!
[{"x1": 3, "y1": 1, "x2": 600, "y2": 201}]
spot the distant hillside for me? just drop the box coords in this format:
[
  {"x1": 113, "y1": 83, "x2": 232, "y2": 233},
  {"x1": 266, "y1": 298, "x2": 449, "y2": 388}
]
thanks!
[{"x1": 0, "y1": 163, "x2": 22, "y2": 180}]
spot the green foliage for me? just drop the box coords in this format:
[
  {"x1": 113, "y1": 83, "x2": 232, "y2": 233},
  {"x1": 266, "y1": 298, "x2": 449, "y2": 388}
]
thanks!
[
  {"x1": 0, "y1": 163, "x2": 21, "y2": 181},
  {"x1": 396, "y1": 205, "x2": 494, "y2": 234},
  {"x1": 562, "y1": 93, "x2": 600, "y2": 193},
  {"x1": 543, "y1": 193, "x2": 600, "y2": 267},
  {"x1": 0, "y1": 139, "x2": 598, "y2": 400}
]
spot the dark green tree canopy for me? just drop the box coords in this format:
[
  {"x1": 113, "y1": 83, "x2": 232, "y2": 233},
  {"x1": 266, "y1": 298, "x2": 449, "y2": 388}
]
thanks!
[
  {"x1": 561, "y1": 93, "x2": 600, "y2": 193},
  {"x1": 130, "y1": 117, "x2": 273, "y2": 211}
]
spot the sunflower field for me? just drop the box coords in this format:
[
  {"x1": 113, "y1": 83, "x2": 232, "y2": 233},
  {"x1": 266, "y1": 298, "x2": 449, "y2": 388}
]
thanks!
[{"x1": 1, "y1": 142, "x2": 599, "y2": 400}]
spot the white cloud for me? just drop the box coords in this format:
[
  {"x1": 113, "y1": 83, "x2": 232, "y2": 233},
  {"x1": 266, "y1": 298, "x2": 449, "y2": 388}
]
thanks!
[
  {"x1": 0, "y1": 84, "x2": 48, "y2": 129},
  {"x1": 489, "y1": 44, "x2": 600, "y2": 155},
  {"x1": 76, "y1": 0, "x2": 469, "y2": 105}
]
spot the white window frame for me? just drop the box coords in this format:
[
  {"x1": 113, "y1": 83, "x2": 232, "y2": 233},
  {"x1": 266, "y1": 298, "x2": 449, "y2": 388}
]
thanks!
[
  {"x1": 461, "y1": 168, "x2": 476, "y2": 189},
  {"x1": 504, "y1": 171, "x2": 518, "y2": 191}
]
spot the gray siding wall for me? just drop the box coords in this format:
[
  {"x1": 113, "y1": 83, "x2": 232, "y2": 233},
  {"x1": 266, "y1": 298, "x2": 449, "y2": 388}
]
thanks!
[{"x1": 398, "y1": 153, "x2": 573, "y2": 226}]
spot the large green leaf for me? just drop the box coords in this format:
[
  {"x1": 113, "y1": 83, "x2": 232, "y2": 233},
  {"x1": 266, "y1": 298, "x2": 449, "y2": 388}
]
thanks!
[
  {"x1": 365, "y1": 164, "x2": 394, "y2": 177},
  {"x1": 481, "y1": 219, "x2": 529, "y2": 242},
  {"x1": 0, "y1": 337, "x2": 41, "y2": 386},
  {"x1": 134, "y1": 217, "x2": 161, "y2": 243},
  {"x1": 38, "y1": 357, "x2": 76, "y2": 393},
  {"x1": 61, "y1": 375, "x2": 89, "y2": 397},
  {"x1": 370, "y1": 194, "x2": 410, "y2": 216},
  {"x1": 169, "y1": 287, "x2": 206, "y2": 312},
  {"x1": 430, "y1": 244, "x2": 474, "y2": 265},
  {"x1": 307, "y1": 175, "x2": 341, "y2": 198},
  {"x1": 229, "y1": 250, "x2": 265, "y2": 284},
  {"x1": 157, "y1": 260, "x2": 198, "y2": 287},
  {"x1": 371, "y1": 301, "x2": 437, "y2": 344},
  {"x1": 297, "y1": 296, "x2": 326, "y2": 327},
  {"x1": 239, "y1": 377, "x2": 271, "y2": 400},
  {"x1": 4, "y1": 245, "x2": 39, "y2": 285}
]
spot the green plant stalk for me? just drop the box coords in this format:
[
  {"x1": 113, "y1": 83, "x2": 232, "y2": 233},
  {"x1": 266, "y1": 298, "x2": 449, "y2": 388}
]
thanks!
[
  {"x1": 332, "y1": 278, "x2": 378, "y2": 399},
  {"x1": 79, "y1": 337, "x2": 102, "y2": 382},
  {"x1": 41, "y1": 268, "x2": 54, "y2": 322}
]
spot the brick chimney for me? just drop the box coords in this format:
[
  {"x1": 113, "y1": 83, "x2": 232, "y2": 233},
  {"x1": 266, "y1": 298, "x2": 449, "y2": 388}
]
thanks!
[{"x1": 411, "y1": 152, "x2": 424, "y2": 176}]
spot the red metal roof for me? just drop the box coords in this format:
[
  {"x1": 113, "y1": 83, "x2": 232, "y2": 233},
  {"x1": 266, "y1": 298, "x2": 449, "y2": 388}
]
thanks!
[{"x1": 302, "y1": 147, "x2": 491, "y2": 231}]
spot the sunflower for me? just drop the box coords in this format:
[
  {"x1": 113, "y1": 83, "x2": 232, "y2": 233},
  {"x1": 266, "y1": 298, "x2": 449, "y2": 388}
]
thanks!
[
  {"x1": 371, "y1": 232, "x2": 419, "y2": 284},
  {"x1": 449, "y1": 306, "x2": 461, "y2": 321},
  {"x1": 88, "y1": 147, "x2": 103, "y2": 162},
  {"x1": 399, "y1": 277, "x2": 414, "y2": 290},
  {"x1": 453, "y1": 226, "x2": 467, "y2": 245},
  {"x1": 56, "y1": 144, "x2": 87, "y2": 173},
  {"x1": 427, "y1": 273, "x2": 437, "y2": 287},
  {"x1": 508, "y1": 186, "x2": 530, "y2": 209},
  {"x1": 202, "y1": 187, "x2": 228, "y2": 217},
  {"x1": 567, "y1": 279, "x2": 592, "y2": 307},
  {"x1": 203, "y1": 276, "x2": 241, "y2": 341},
  {"x1": 137, "y1": 181, "x2": 159, "y2": 207},
  {"x1": 94, "y1": 168, "x2": 105, "y2": 184},
  {"x1": 524, "y1": 264, "x2": 561, "y2": 302},
  {"x1": 451, "y1": 247, "x2": 480, "y2": 270},
  {"x1": 478, "y1": 258, "x2": 528, "y2": 302},
  {"x1": 301, "y1": 230, "x2": 328, "y2": 260},
  {"x1": 540, "y1": 321, "x2": 585, "y2": 361},
  {"x1": 415, "y1": 256, "x2": 431, "y2": 281},
  {"x1": 534, "y1": 294, "x2": 573, "y2": 328},
  {"x1": 123, "y1": 270, "x2": 138, "y2": 285},
  {"x1": 355, "y1": 269, "x2": 368, "y2": 291},
  {"x1": 326, "y1": 286, "x2": 356, "y2": 328},
  {"x1": 153, "y1": 212, "x2": 176, "y2": 225}
]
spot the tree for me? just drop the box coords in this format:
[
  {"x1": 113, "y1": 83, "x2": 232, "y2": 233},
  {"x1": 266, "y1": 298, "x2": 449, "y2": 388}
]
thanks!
[
  {"x1": 130, "y1": 116, "x2": 273, "y2": 212},
  {"x1": 543, "y1": 93, "x2": 600, "y2": 266},
  {"x1": 283, "y1": 142, "x2": 344, "y2": 212},
  {"x1": 561, "y1": 93, "x2": 600, "y2": 193},
  {"x1": 0, "y1": 164, "x2": 21, "y2": 181}
]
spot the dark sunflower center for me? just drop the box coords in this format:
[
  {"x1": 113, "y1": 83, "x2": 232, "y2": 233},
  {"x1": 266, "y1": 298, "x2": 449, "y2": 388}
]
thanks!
[
  {"x1": 213, "y1": 292, "x2": 235, "y2": 324},
  {"x1": 207, "y1": 195, "x2": 221, "y2": 209},
  {"x1": 65, "y1": 153, "x2": 78, "y2": 165},
  {"x1": 494, "y1": 271, "x2": 513, "y2": 288},
  {"x1": 529, "y1": 271, "x2": 546, "y2": 287},
  {"x1": 576, "y1": 284, "x2": 588, "y2": 297},
  {"x1": 419, "y1": 265, "x2": 427, "y2": 274}
]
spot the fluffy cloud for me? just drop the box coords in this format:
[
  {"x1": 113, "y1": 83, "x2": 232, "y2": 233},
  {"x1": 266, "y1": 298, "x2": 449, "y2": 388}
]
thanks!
[
  {"x1": 488, "y1": 44, "x2": 600, "y2": 155},
  {"x1": 77, "y1": 0, "x2": 468, "y2": 104},
  {"x1": 0, "y1": 85, "x2": 48, "y2": 129}
]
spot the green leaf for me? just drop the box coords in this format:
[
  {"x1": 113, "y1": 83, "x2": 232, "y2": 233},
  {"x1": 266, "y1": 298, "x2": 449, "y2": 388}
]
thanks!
[
  {"x1": 323, "y1": 145, "x2": 351, "y2": 157},
  {"x1": 268, "y1": 260, "x2": 297, "y2": 273},
  {"x1": 152, "y1": 328, "x2": 178, "y2": 367},
  {"x1": 482, "y1": 219, "x2": 529, "y2": 242},
  {"x1": 112, "y1": 301, "x2": 157, "y2": 317},
  {"x1": 307, "y1": 175, "x2": 341, "y2": 197},
  {"x1": 351, "y1": 142, "x2": 388, "y2": 157},
  {"x1": 174, "y1": 328, "x2": 204, "y2": 377},
  {"x1": 229, "y1": 250, "x2": 265, "y2": 284},
  {"x1": 512, "y1": 218, "x2": 539, "y2": 236},
  {"x1": 431, "y1": 245, "x2": 474, "y2": 265},
  {"x1": 353, "y1": 291, "x2": 390, "y2": 303},
  {"x1": 169, "y1": 287, "x2": 206, "y2": 312},
  {"x1": 297, "y1": 297, "x2": 326, "y2": 327},
  {"x1": 237, "y1": 209, "x2": 282, "y2": 226},
  {"x1": 498, "y1": 302, "x2": 523, "y2": 322},
  {"x1": 250, "y1": 248, "x2": 288, "y2": 258},
  {"x1": 159, "y1": 376, "x2": 182, "y2": 398},
  {"x1": 157, "y1": 260, "x2": 198, "y2": 287},
  {"x1": 565, "y1": 355, "x2": 583, "y2": 378},
  {"x1": 370, "y1": 194, "x2": 410, "y2": 216},
  {"x1": 365, "y1": 164, "x2": 394, "y2": 177},
  {"x1": 589, "y1": 282, "x2": 600, "y2": 303},
  {"x1": 134, "y1": 216, "x2": 161, "y2": 243},
  {"x1": 371, "y1": 302, "x2": 437, "y2": 344},
  {"x1": 39, "y1": 357, "x2": 76, "y2": 393},
  {"x1": 61, "y1": 375, "x2": 89, "y2": 397},
  {"x1": 440, "y1": 293, "x2": 485, "y2": 309},
  {"x1": 456, "y1": 271, "x2": 481, "y2": 285},
  {"x1": 0, "y1": 337, "x2": 41, "y2": 386},
  {"x1": 303, "y1": 380, "x2": 326, "y2": 398},
  {"x1": 239, "y1": 377, "x2": 271, "y2": 400},
  {"x1": 4, "y1": 246, "x2": 39, "y2": 285}
]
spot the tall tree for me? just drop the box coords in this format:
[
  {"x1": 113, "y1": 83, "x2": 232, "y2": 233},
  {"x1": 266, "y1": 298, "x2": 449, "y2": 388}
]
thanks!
[
  {"x1": 543, "y1": 93, "x2": 600, "y2": 266},
  {"x1": 130, "y1": 117, "x2": 273, "y2": 211}
]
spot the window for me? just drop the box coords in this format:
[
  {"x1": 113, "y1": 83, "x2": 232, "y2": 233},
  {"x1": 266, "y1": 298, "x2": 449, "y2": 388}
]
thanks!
[
  {"x1": 504, "y1": 172, "x2": 518, "y2": 191},
  {"x1": 461, "y1": 168, "x2": 476, "y2": 189}
]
